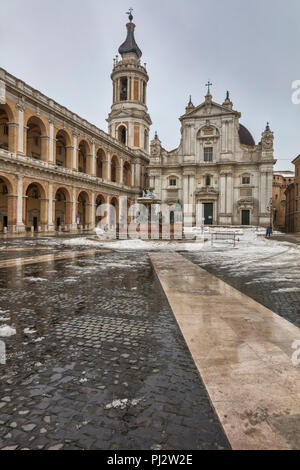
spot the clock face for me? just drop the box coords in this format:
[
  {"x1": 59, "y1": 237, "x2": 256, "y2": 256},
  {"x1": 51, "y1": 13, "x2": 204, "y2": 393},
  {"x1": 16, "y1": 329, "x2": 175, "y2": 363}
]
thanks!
[
  {"x1": 281, "y1": 200, "x2": 286, "y2": 207},
  {"x1": 264, "y1": 138, "x2": 273, "y2": 149}
]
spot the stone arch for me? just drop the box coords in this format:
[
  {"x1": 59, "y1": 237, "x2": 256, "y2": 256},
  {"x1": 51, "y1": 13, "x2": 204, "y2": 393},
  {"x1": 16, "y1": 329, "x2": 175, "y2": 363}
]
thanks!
[
  {"x1": 123, "y1": 161, "x2": 131, "y2": 187},
  {"x1": 0, "y1": 103, "x2": 17, "y2": 153},
  {"x1": 54, "y1": 187, "x2": 72, "y2": 229},
  {"x1": 0, "y1": 174, "x2": 15, "y2": 231},
  {"x1": 25, "y1": 182, "x2": 48, "y2": 231},
  {"x1": 77, "y1": 190, "x2": 91, "y2": 227},
  {"x1": 55, "y1": 129, "x2": 72, "y2": 169},
  {"x1": 96, "y1": 148, "x2": 106, "y2": 179},
  {"x1": 26, "y1": 116, "x2": 48, "y2": 162}
]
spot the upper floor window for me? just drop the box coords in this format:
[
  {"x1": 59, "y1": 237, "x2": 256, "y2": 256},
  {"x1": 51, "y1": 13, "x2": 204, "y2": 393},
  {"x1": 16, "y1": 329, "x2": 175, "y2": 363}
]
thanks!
[
  {"x1": 242, "y1": 176, "x2": 251, "y2": 185},
  {"x1": 204, "y1": 147, "x2": 213, "y2": 162},
  {"x1": 169, "y1": 178, "x2": 177, "y2": 187},
  {"x1": 118, "y1": 125, "x2": 127, "y2": 145},
  {"x1": 120, "y1": 77, "x2": 128, "y2": 101},
  {"x1": 205, "y1": 175, "x2": 211, "y2": 187}
]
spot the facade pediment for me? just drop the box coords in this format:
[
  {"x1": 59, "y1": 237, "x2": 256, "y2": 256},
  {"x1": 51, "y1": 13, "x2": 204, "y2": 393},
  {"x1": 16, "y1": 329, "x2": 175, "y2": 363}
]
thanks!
[{"x1": 181, "y1": 101, "x2": 239, "y2": 120}]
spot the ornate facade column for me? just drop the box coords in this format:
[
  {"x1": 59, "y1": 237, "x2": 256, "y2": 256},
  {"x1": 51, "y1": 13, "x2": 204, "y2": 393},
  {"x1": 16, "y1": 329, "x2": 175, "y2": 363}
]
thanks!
[
  {"x1": 49, "y1": 121, "x2": 54, "y2": 163},
  {"x1": 66, "y1": 146, "x2": 74, "y2": 169},
  {"x1": 120, "y1": 157, "x2": 124, "y2": 185},
  {"x1": 72, "y1": 188, "x2": 77, "y2": 230},
  {"x1": 73, "y1": 135, "x2": 78, "y2": 170},
  {"x1": 40, "y1": 198, "x2": 49, "y2": 228},
  {"x1": 220, "y1": 173, "x2": 226, "y2": 214},
  {"x1": 17, "y1": 105, "x2": 24, "y2": 154},
  {"x1": 91, "y1": 192, "x2": 95, "y2": 228},
  {"x1": 7, "y1": 122, "x2": 18, "y2": 154},
  {"x1": 226, "y1": 172, "x2": 233, "y2": 214},
  {"x1": 91, "y1": 141, "x2": 96, "y2": 176},
  {"x1": 7, "y1": 194, "x2": 17, "y2": 229},
  {"x1": 16, "y1": 175, "x2": 25, "y2": 232},
  {"x1": 135, "y1": 161, "x2": 141, "y2": 187},
  {"x1": 87, "y1": 153, "x2": 93, "y2": 176},
  {"x1": 40, "y1": 136, "x2": 50, "y2": 162},
  {"x1": 47, "y1": 183, "x2": 55, "y2": 231},
  {"x1": 106, "y1": 151, "x2": 111, "y2": 181},
  {"x1": 131, "y1": 162, "x2": 135, "y2": 187}
]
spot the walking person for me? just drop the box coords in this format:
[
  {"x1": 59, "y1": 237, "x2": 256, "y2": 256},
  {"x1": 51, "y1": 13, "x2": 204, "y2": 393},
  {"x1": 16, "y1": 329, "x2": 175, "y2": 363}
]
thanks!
[{"x1": 266, "y1": 226, "x2": 272, "y2": 239}]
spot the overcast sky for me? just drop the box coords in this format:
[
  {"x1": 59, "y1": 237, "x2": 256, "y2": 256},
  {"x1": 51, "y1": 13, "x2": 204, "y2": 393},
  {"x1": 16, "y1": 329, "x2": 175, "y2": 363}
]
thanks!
[{"x1": 1, "y1": 0, "x2": 299, "y2": 170}]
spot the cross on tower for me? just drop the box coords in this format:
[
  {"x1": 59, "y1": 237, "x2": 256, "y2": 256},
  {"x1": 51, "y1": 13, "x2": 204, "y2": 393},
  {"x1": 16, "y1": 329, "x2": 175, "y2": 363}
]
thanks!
[
  {"x1": 205, "y1": 80, "x2": 212, "y2": 94},
  {"x1": 126, "y1": 7, "x2": 134, "y2": 21}
]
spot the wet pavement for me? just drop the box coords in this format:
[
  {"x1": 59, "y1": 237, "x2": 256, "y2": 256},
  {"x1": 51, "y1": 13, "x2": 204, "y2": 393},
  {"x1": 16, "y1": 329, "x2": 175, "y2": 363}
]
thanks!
[
  {"x1": 150, "y1": 252, "x2": 300, "y2": 450},
  {"x1": 0, "y1": 248, "x2": 230, "y2": 450},
  {"x1": 185, "y1": 245, "x2": 300, "y2": 329}
]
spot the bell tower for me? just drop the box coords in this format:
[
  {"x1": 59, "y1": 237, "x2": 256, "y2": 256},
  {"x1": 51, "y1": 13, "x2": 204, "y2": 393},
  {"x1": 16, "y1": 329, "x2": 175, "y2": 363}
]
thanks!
[{"x1": 107, "y1": 10, "x2": 152, "y2": 153}]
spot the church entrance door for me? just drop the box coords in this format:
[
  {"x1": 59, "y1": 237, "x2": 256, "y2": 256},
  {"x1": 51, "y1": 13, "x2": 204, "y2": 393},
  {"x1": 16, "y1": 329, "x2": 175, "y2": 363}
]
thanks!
[
  {"x1": 242, "y1": 210, "x2": 250, "y2": 226},
  {"x1": 204, "y1": 203, "x2": 213, "y2": 225}
]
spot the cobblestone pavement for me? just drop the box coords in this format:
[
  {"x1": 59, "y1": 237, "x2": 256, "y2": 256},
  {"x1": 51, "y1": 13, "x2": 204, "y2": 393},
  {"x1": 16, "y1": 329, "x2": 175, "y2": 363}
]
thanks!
[
  {"x1": 185, "y1": 242, "x2": 300, "y2": 328},
  {"x1": 0, "y1": 235, "x2": 94, "y2": 261},
  {"x1": 0, "y1": 249, "x2": 230, "y2": 450}
]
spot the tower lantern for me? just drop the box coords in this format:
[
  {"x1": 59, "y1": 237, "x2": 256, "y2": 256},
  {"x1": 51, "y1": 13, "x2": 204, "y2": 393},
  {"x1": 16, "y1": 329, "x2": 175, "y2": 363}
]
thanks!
[{"x1": 107, "y1": 10, "x2": 152, "y2": 153}]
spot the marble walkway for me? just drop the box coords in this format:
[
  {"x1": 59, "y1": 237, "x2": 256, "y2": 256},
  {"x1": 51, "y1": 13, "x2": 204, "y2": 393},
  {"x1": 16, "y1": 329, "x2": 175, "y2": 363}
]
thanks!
[{"x1": 150, "y1": 252, "x2": 300, "y2": 450}]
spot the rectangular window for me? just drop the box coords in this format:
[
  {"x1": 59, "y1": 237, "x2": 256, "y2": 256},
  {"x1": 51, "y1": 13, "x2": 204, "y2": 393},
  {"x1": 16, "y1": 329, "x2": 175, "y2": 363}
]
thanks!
[
  {"x1": 242, "y1": 176, "x2": 251, "y2": 185},
  {"x1": 120, "y1": 77, "x2": 128, "y2": 101},
  {"x1": 3, "y1": 125, "x2": 8, "y2": 136},
  {"x1": 169, "y1": 179, "x2": 177, "y2": 187},
  {"x1": 34, "y1": 137, "x2": 39, "y2": 147},
  {"x1": 204, "y1": 147, "x2": 213, "y2": 162}
]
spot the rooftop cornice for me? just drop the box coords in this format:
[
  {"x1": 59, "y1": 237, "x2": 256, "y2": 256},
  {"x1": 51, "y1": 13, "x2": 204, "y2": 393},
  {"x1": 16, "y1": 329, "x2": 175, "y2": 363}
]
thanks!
[
  {"x1": 0, "y1": 149, "x2": 141, "y2": 194},
  {"x1": 0, "y1": 67, "x2": 142, "y2": 160}
]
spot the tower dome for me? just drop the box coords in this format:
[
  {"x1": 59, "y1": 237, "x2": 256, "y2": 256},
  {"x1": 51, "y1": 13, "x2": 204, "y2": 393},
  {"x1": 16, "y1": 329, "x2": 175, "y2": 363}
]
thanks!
[{"x1": 118, "y1": 13, "x2": 142, "y2": 59}]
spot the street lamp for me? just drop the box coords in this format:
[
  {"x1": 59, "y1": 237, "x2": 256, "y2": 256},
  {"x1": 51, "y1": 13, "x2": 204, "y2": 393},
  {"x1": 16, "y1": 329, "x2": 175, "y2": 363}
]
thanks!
[{"x1": 267, "y1": 198, "x2": 273, "y2": 231}]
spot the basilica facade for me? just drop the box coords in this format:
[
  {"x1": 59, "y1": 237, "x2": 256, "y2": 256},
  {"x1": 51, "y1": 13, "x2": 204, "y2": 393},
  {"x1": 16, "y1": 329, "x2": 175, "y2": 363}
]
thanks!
[
  {"x1": 0, "y1": 12, "x2": 275, "y2": 233},
  {"x1": 149, "y1": 93, "x2": 276, "y2": 227}
]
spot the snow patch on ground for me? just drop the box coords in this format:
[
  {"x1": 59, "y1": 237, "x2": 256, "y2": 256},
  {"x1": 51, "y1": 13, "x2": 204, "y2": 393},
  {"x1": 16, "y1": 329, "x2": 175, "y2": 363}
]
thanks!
[
  {"x1": 104, "y1": 398, "x2": 143, "y2": 410},
  {"x1": 24, "y1": 328, "x2": 36, "y2": 335},
  {"x1": 24, "y1": 277, "x2": 48, "y2": 282},
  {"x1": 272, "y1": 287, "x2": 300, "y2": 293},
  {"x1": 62, "y1": 237, "x2": 102, "y2": 247},
  {"x1": 0, "y1": 326, "x2": 16, "y2": 337}
]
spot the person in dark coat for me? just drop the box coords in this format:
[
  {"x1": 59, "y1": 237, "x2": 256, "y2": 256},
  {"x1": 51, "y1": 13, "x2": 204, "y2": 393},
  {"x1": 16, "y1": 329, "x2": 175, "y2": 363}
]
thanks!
[{"x1": 266, "y1": 226, "x2": 272, "y2": 238}]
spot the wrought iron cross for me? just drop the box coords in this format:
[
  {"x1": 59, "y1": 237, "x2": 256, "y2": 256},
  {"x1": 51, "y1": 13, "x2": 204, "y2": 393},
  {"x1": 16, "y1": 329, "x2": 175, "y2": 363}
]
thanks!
[
  {"x1": 126, "y1": 7, "x2": 133, "y2": 20},
  {"x1": 206, "y1": 80, "x2": 212, "y2": 94}
]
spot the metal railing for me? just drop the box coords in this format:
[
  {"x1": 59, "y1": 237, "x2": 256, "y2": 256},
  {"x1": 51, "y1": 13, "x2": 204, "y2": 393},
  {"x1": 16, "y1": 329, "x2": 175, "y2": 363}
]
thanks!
[{"x1": 211, "y1": 232, "x2": 238, "y2": 247}]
